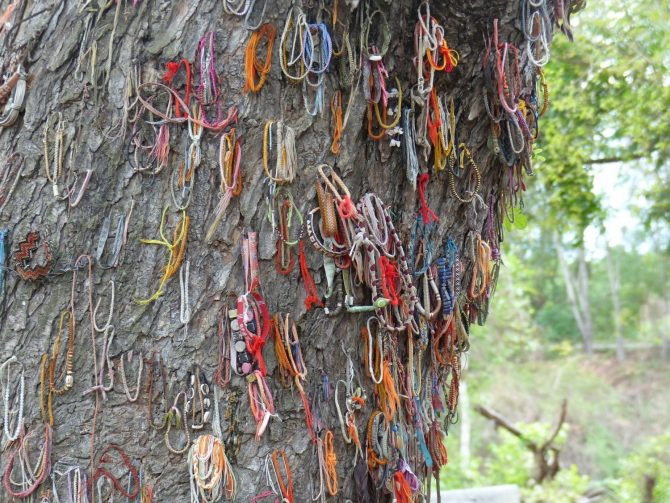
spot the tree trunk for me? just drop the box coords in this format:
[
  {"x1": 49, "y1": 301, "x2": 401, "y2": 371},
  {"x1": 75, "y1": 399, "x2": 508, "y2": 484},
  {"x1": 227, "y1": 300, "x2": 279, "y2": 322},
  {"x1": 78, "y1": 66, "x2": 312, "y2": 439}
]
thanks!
[
  {"x1": 555, "y1": 233, "x2": 594, "y2": 354},
  {"x1": 643, "y1": 475, "x2": 656, "y2": 503},
  {"x1": 0, "y1": 0, "x2": 552, "y2": 501},
  {"x1": 606, "y1": 245, "x2": 625, "y2": 362}
]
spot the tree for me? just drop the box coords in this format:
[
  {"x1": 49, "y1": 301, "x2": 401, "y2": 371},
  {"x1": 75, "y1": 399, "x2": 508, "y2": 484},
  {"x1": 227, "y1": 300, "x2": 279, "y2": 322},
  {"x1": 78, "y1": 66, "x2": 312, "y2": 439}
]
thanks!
[
  {"x1": 529, "y1": 0, "x2": 670, "y2": 235},
  {"x1": 554, "y1": 232, "x2": 594, "y2": 354},
  {"x1": 0, "y1": 0, "x2": 577, "y2": 501},
  {"x1": 605, "y1": 244, "x2": 625, "y2": 361}
]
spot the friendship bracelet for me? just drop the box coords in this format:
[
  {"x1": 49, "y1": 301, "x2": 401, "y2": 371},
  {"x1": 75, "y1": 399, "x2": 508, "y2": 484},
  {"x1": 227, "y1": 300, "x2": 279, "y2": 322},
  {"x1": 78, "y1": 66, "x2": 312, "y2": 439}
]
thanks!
[
  {"x1": 136, "y1": 207, "x2": 189, "y2": 304},
  {"x1": 43, "y1": 112, "x2": 65, "y2": 198},
  {"x1": 162, "y1": 58, "x2": 191, "y2": 118},
  {"x1": 263, "y1": 120, "x2": 298, "y2": 184},
  {"x1": 15, "y1": 231, "x2": 53, "y2": 280},
  {"x1": 119, "y1": 350, "x2": 144, "y2": 403},
  {"x1": 279, "y1": 7, "x2": 311, "y2": 83},
  {"x1": 245, "y1": 23, "x2": 276, "y2": 94},
  {"x1": 205, "y1": 129, "x2": 242, "y2": 243},
  {"x1": 0, "y1": 64, "x2": 27, "y2": 128},
  {"x1": 271, "y1": 449, "x2": 294, "y2": 503},
  {"x1": 90, "y1": 444, "x2": 139, "y2": 499},
  {"x1": 3, "y1": 423, "x2": 52, "y2": 498}
]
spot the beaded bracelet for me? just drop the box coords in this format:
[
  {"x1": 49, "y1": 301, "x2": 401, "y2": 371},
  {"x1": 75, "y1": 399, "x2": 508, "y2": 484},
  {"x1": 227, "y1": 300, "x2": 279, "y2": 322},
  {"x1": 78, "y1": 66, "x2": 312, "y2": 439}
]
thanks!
[
  {"x1": 449, "y1": 144, "x2": 482, "y2": 204},
  {"x1": 229, "y1": 306, "x2": 253, "y2": 376},
  {"x1": 165, "y1": 392, "x2": 191, "y2": 455},
  {"x1": 186, "y1": 366, "x2": 211, "y2": 430},
  {"x1": 1, "y1": 355, "x2": 24, "y2": 442}
]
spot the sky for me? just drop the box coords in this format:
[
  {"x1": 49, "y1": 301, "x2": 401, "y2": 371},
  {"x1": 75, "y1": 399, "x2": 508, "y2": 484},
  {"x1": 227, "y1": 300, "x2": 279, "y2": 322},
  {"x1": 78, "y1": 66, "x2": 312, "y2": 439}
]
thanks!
[{"x1": 583, "y1": 161, "x2": 651, "y2": 259}]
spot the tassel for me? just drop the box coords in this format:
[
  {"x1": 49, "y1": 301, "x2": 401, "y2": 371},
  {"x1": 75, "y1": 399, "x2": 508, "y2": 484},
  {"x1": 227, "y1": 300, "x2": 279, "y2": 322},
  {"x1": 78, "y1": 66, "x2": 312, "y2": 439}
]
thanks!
[
  {"x1": 417, "y1": 173, "x2": 439, "y2": 224},
  {"x1": 379, "y1": 363, "x2": 400, "y2": 422},
  {"x1": 299, "y1": 240, "x2": 323, "y2": 310},
  {"x1": 379, "y1": 256, "x2": 401, "y2": 306},
  {"x1": 394, "y1": 471, "x2": 413, "y2": 503},
  {"x1": 299, "y1": 389, "x2": 316, "y2": 444},
  {"x1": 416, "y1": 425, "x2": 434, "y2": 469},
  {"x1": 150, "y1": 123, "x2": 170, "y2": 174},
  {"x1": 205, "y1": 190, "x2": 233, "y2": 243},
  {"x1": 162, "y1": 62, "x2": 180, "y2": 83}
]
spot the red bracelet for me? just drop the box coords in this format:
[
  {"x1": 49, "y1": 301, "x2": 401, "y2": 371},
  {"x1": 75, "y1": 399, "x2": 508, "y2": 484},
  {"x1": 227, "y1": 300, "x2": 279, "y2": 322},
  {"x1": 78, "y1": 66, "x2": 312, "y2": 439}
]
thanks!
[{"x1": 162, "y1": 58, "x2": 191, "y2": 118}]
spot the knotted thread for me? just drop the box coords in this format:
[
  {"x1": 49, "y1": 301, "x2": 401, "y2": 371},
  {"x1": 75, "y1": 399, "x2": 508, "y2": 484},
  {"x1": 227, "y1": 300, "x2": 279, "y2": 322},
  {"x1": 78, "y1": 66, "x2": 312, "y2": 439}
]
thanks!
[
  {"x1": 162, "y1": 60, "x2": 191, "y2": 118},
  {"x1": 393, "y1": 471, "x2": 413, "y2": 503},
  {"x1": 379, "y1": 256, "x2": 401, "y2": 306},
  {"x1": 417, "y1": 173, "x2": 439, "y2": 224},
  {"x1": 299, "y1": 240, "x2": 323, "y2": 310}
]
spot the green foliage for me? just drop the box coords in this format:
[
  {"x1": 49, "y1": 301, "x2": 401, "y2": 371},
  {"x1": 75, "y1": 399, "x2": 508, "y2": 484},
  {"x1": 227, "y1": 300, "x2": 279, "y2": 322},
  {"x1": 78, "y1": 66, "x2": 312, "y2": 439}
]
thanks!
[
  {"x1": 498, "y1": 230, "x2": 669, "y2": 348},
  {"x1": 608, "y1": 434, "x2": 670, "y2": 502},
  {"x1": 531, "y1": 0, "x2": 670, "y2": 232},
  {"x1": 484, "y1": 429, "x2": 534, "y2": 486}
]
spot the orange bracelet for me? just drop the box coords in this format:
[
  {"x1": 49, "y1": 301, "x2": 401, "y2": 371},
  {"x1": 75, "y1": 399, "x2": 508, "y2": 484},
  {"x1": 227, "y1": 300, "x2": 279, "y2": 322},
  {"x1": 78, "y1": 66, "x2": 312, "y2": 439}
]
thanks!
[
  {"x1": 378, "y1": 362, "x2": 400, "y2": 422},
  {"x1": 323, "y1": 430, "x2": 338, "y2": 496},
  {"x1": 367, "y1": 102, "x2": 386, "y2": 141},
  {"x1": 271, "y1": 449, "x2": 294, "y2": 502},
  {"x1": 366, "y1": 411, "x2": 388, "y2": 471},
  {"x1": 330, "y1": 91, "x2": 343, "y2": 154},
  {"x1": 245, "y1": 23, "x2": 276, "y2": 94}
]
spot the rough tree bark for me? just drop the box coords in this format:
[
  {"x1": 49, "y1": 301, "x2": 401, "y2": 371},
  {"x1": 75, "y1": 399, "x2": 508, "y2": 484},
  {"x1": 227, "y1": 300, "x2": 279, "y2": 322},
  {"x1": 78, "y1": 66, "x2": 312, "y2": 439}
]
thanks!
[{"x1": 0, "y1": 0, "x2": 545, "y2": 501}]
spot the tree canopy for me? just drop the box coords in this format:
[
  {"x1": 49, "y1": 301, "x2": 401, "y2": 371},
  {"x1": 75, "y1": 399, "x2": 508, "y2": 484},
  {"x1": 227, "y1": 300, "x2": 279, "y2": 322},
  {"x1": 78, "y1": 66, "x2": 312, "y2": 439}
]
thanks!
[{"x1": 531, "y1": 0, "x2": 670, "y2": 234}]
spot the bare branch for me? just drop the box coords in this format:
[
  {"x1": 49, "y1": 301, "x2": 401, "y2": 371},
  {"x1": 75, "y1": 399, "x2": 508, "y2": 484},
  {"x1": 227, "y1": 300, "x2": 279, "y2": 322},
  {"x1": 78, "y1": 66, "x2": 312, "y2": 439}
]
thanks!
[
  {"x1": 474, "y1": 404, "x2": 538, "y2": 450},
  {"x1": 540, "y1": 399, "x2": 568, "y2": 451},
  {"x1": 584, "y1": 155, "x2": 645, "y2": 165}
]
